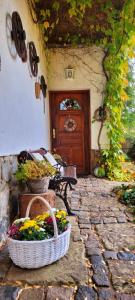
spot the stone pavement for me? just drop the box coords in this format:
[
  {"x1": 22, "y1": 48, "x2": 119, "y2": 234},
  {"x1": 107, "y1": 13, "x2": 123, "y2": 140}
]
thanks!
[{"x1": 0, "y1": 176, "x2": 135, "y2": 300}]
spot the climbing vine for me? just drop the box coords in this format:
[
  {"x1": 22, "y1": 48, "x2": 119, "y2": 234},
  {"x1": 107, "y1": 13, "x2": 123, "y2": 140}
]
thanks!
[
  {"x1": 32, "y1": 0, "x2": 135, "y2": 181},
  {"x1": 101, "y1": 0, "x2": 135, "y2": 180}
]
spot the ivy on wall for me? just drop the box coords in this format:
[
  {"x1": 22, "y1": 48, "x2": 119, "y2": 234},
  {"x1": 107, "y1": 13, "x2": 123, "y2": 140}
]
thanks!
[
  {"x1": 33, "y1": 0, "x2": 135, "y2": 180},
  {"x1": 101, "y1": 0, "x2": 135, "y2": 180}
]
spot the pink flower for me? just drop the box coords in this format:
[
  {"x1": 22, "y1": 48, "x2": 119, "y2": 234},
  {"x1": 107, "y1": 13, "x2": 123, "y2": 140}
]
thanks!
[
  {"x1": 46, "y1": 217, "x2": 53, "y2": 224},
  {"x1": 8, "y1": 224, "x2": 19, "y2": 237}
]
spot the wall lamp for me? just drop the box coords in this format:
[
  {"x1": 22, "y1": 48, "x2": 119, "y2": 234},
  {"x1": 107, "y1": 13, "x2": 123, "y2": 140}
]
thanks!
[{"x1": 65, "y1": 66, "x2": 75, "y2": 80}]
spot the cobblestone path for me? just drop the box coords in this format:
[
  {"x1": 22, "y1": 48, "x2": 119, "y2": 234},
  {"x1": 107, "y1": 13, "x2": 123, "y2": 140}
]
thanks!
[{"x1": 0, "y1": 177, "x2": 135, "y2": 299}]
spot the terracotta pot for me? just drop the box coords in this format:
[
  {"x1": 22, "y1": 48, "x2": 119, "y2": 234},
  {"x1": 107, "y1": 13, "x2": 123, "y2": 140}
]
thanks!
[
  {"x1": 35, "y1": 81, "x2": 41, "y2": 99},
  {"x1": 27, "y1": 177, "x2": 50, "y2": 194},
  {"x1": 19, "y1": 190, "x2": 56, "y2": 218}
]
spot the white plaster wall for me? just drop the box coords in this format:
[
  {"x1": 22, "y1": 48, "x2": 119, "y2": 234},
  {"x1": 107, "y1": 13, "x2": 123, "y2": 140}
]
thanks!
[
  {"x1": 47, "y1": 48, "x2": 109, "y2": 150},
  {"x1": 0, "y1": 0, "x2": 50, "y2": 155}
]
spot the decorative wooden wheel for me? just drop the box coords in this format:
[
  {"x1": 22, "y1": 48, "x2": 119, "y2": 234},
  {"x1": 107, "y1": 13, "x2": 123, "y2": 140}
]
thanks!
[
  {"x1": 29, "y1": 41, "x2": 40, "y2": 77},
  {"x1": 40, "y1": 75, "x2": 47, "y2": 97},
  {"x1": 11, "y1": 12, "x2": 27, "y2": 61},
  {"x1": 6, "y1": 14, "x2": 17, "y2": 59}
]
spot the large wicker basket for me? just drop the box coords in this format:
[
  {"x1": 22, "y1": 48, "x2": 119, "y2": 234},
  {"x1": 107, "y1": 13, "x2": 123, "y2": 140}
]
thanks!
[{"x1": 8, "y1": 196, "x2": 71, "y2": 269}]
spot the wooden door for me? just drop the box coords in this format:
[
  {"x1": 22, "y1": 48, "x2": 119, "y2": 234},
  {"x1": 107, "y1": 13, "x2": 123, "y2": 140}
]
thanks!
[{"x1": 50, "y1": 91, "x2": 90, "y2": 175}]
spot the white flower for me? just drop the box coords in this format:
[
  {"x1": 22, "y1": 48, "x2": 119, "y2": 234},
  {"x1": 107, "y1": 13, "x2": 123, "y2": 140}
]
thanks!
[
  {"x1": 13, "y1": 217, "x2": 30, "y2": 225},
  {"x1": 38, "y1": 227, "x2": 45, "y2": 232}
]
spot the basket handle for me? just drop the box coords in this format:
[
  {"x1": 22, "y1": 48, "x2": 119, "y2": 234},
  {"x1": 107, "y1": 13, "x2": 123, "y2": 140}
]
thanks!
[{"x1": 25, "y1": 196, "x2": 58, "y2": 238}]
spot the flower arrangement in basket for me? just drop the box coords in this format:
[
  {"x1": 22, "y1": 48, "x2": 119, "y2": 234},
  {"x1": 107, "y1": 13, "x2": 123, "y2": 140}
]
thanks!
[
  {"x1": 15, "y1": 160, "x2": 56, "y2": 193},
  {"x1": 8, "y1": 196, "x2": 71, "y2": 269}
]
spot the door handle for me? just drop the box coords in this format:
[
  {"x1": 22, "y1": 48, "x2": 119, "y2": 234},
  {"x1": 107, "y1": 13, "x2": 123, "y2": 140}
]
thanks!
[{"x1": 52, "y1": 128, "x2": 56, "y2": 139}]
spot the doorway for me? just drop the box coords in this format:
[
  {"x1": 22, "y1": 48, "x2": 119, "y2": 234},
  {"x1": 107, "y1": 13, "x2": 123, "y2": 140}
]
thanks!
[{"x1": 49, "y1": 90, "x2": 90, "y2": 175}]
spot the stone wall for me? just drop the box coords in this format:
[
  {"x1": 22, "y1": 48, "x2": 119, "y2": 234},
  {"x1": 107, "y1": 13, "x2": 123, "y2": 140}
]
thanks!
[{"x1": 0, "y1": 155, "x2": 18, "y2": 247}]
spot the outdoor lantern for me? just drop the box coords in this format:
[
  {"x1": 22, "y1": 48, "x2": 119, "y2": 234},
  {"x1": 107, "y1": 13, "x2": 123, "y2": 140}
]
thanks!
[{"x1": 65, "y1": 66, "x2": 75, "y2": 80}]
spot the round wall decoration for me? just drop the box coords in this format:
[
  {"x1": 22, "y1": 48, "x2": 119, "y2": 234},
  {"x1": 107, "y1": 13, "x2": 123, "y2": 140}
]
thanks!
[
  {"x1": 29, "y1": 41, "x2": 40, "y2": 77},
  {"x1": 11, "y1": 12, "x2": 27, "y2": 62},
  {"x1": 6, "y1": 14, "x2": 17, "y2": 59},
  {"x1": 94, "y1": 105, "x2": 108, "y2": 122},
  {"x1": 40, "y1": 75, "x2": 47, "y2": 97},
  {"x1": 64, "y1": 118, "x2": 77, "y2": 132}
]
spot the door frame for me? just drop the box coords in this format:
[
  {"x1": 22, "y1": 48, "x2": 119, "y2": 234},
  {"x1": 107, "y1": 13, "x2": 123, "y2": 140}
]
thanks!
[{"x1": 49, "y1": 90, "x2": 91, "y2": 175}]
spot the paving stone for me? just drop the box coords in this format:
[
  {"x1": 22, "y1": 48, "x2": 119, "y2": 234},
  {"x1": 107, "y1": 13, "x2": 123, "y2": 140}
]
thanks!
[
  {"x1": 90, "y1": 218, "x2": 102, "y2": 224},
  {"x1": 46, "y1": 286, "x2": 74, "y2": 300},
  {"x1": 117, "y1": 217, "x2": 127, "y2": 223},
  {"x1": 76, "y1": 211, "x2": 90, "y2": 217},
  {"x1": 90, "y1": 212, "x2": 100, "y2": 218},
  {"x1": 117, "y1": 252, "x2": 135, "y2": 261},
  {"x1": 90, "y1": 255, "x2": 104, "y2": 266},
  {"x1": 110, "y1": 207, "x2": 120, "y2": 212},
  {"x1": 108, "y1": 260, "x2": 135, "y2": 293},
  {"x1": 89, "y1": 206, "x2": 99, "y2": 212},
  {"x1": 86, "y1": 247, "x2": 101, "y2": 256},
  {"x1": 73, "y1": 235, "x2": 82, "y2": 242},
  {"x1": 19, "y1": 287, "x2": 45, "y2": 300},
  {"x1": 98, "y1": 288, "x2": 115, "y2": 300},
  {"x1": 78, "y1": 217, "x2": 90, "y2": 224},
  {"x1": 6, "y1": 241, "x2": 88, "y2": 285},
  {"x1": 114, "y1": 212, "x2": 126, "y2": 217},
  {"x1": 101, "y1": 211, "x2": 115, "y2": 217},
  {"x1": 103, "y1": 217, "x2": 117, "y2": 224},
  {"x1": 75, "y1": 285, "x2": 97, "y2": 300},
  {"x1": 85, "y1": 238, "x2": 100, "y2": 250},
  {"x1": 80, "y1": 229, "x2": 91, "y2": 235},
  {"x1": 0, "y1": 286, "x2": 21, "y2": 300},
  {"x1": 79, "y1": 206, "x2": 90, "y2": 211},
  {"x1": 80, "y1": 191, "x2": 88, "y2": 197},
  {"x1": 92, "y1": 271, "x2": 110, "y2": 287},
  {"x1": 80, "y1": 235, "x2": 88, "y2": 241},
  {"x1": 79, "y1": 224, "x2": 91, "y2": 229},
  {"x1": 71, "y1": 205, "x2": 80, "y2": 210},
  {"x1": 90, "y1": 255, "x2": 110, "y2": 287},
  {"x1": 103, "y1": 251, "x2": 118, "y2": 260},
  {"x1": 125, "y1": 212, "x2": 134, "y2": 222},
  {"x1": 96, "y1": 224, "x2": 135, "y2": 251},
  {"x1": 115, "y1": 293, "x2": 135, "y2": 300}
]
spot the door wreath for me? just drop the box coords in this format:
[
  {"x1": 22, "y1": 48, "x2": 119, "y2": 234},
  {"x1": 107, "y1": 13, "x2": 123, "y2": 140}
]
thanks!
[{"x1": 64, "y1": 118, "x2": 77, "y2": 132}]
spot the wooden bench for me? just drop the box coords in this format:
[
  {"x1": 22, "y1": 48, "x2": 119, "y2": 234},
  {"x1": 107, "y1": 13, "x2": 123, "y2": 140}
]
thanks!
[{"x1": 17, "y1": 149, "x2": 77, "y2": 215}]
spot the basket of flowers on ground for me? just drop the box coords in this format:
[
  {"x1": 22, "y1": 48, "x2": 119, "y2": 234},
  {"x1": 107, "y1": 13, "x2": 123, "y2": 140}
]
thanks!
[{"x1": 8, "y1": 196, "x2": 71, "y2": 269}]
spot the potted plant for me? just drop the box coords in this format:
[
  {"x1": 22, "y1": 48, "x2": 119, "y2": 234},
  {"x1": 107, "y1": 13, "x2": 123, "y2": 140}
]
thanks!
[
  {"x1": 7, "y1": 196, "x2": 71, "y2": 269},
  {"x1": 93, "y1": 165, "x2": 106, "y2": 178},
  {"x1": 15, "y1": 160, "x2": 56, "y2": 193}
]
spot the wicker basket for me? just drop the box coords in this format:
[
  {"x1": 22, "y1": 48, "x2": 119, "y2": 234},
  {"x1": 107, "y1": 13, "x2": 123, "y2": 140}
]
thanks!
[{"x1": 8, "y1": 196, "x2": 71, "y2": 269}]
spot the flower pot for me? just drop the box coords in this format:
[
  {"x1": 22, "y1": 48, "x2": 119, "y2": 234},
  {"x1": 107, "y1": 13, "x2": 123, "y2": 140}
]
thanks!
[
  {"x1": 93, "y1": 167, "x2": 106, "y2": 178},
  {"x1": 27, "y1": 177, "x2": 50, "y2": 194},
  {"x1": 35, "y1": 81, "x2": 41, "y2": 99}
]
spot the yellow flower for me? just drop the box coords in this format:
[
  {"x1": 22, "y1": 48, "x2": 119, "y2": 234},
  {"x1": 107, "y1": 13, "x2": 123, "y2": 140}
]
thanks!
[
  {"x1": 55, "y1": 214, "x2": 62, "y2": 219},
  {"x1": 56, "y1": 210, "x2": 67, "y2": 219},
  {"x1": 19, "y1": 220, "x2": 40, "y2": 231},
  {"x1": 35, "y1": 212, "x2": 50, "y2": 222},
  {"x1": 63, "y1": 219, "x2": 67, "y2": 224},
  {"x1": 44, "y1": 21, "x2": 50, "y2": 29}
]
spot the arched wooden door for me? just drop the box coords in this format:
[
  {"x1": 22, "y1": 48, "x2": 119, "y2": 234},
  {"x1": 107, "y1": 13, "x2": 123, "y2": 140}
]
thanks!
[{"x1": 49, "y1": 90, "x2": 90, "y2": 175}]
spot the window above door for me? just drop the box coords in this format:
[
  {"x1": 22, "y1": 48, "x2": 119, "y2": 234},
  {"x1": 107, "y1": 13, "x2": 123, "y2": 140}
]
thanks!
[{"x1": 59, "y1": 98, "x2": 81, "y2": 111}]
